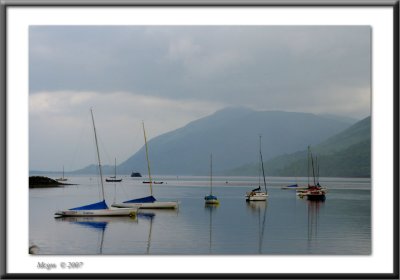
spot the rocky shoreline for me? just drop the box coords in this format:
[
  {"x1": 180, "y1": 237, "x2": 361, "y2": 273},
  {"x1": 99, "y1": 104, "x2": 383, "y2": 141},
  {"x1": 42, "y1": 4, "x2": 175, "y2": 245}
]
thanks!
[{"x1": 29, "y1": 176, "x2": 76, "y2": 188}]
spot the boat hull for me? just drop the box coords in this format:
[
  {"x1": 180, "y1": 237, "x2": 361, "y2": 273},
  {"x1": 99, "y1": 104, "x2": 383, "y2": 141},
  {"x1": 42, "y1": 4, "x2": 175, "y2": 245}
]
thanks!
[
  {"x1": 246, "y1": 192, "x2": 268, "y2": 201},
  {"x1": 205, "y1": 199, "x2": 219, "y2": 205},
  {"x1": 297, "y1": 187, "x2": 327, "y2": 200},
  {"x1": 54, "y1": 207, "x2": 138, "y2": 217},
  {"x1": 306, "y1": 190, "x2": 326, "y2": 201},
  {"x1": 112, "y1": 201, "x2": 178, "y2": 209},
  {"x1": 307, "y1": 194, "x2": 326, "y2": 201},
  {"x1": 105, "y1": 179, "x2": 122, "y2": 182}
]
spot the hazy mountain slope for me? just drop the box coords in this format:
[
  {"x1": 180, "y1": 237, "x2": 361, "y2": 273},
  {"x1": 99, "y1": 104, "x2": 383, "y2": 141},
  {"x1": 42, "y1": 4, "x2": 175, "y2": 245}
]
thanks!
[
  {"x1": 227, "y1": 116, "x2": 371, "y2": 177},
  {"x1": 117, "y1": 107, "x2": 352, "y2": 175}
]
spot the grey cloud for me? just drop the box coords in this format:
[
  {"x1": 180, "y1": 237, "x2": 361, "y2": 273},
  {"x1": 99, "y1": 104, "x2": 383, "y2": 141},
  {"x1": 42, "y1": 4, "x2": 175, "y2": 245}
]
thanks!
[{"x1": 29, "y1": 26, "x2": 370, "y2": 118}]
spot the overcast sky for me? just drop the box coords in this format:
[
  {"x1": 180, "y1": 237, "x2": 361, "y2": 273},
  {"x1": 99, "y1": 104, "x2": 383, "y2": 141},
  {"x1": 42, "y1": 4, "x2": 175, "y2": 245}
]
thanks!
[{"x1": 29, "y1": 26, "x2": 371, "y2": 171}]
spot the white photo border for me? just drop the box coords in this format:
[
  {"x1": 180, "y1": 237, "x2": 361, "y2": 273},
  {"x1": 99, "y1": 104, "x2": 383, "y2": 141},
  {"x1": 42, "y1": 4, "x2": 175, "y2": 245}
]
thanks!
[{"x1": 3, "y1": 2, "x2": 398, "y2": 278}]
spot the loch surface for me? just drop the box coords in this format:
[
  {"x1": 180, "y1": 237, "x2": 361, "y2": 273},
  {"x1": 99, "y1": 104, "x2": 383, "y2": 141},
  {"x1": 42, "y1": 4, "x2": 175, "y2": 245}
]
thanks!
[{"x1": 29, "y1": 175, "x2": 371, "y2": 255}]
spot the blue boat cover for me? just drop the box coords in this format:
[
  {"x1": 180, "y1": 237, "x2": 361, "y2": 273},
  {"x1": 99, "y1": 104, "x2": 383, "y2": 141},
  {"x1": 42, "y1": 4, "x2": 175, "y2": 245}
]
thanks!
[
  {"x1": 69, "y1": 200, "x2": 108, "y2": 210},
  {"x1": 287, "y1": 184, "x2": 298, "y2": 188},
  {"x1": 123, "y1": 195, "x2": 157, "y2": 203},
  {"x1": 205, "y1": 195, "x2": 218, "y2": 200}
]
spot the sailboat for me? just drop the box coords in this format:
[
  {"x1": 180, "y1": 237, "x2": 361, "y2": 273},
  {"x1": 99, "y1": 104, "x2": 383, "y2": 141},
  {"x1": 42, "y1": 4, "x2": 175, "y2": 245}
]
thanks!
[
  {"x1": 112, "y1": 122, "x2": 178, "y2": 209},
  {"x1": 54, "y1": 109, "x2": 138, "y2": 217},
  {"x1": 106, "y1": 158, "x2": 122, "y2": 182},
  {"x1": 297, "y1": 146, "x2": 327, "y2": 201},
  {"x1": 282, "y1": 166, "x2": 299, "y2": 189},
  {"x1": 246, "y1": 135, "x2": 269, "y2": 201},
  {"x1": 204, "y1": 154, "x2": 219, "y2": 205},
  {"x1": 56, "y1": 166, "x2": 68, "y2": 182}
]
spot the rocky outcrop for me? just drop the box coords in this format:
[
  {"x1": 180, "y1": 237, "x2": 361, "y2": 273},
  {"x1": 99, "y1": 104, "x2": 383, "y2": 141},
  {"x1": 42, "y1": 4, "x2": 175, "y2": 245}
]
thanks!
[{"x1": 29, "y1": 176, "x2": 72, "y2": 188}]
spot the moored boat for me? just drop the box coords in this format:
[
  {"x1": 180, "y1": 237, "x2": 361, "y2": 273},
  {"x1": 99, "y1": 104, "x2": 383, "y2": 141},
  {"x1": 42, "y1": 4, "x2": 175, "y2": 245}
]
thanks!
[
  {"x1": 112, "y1": 122, "x2": 178, "y2": 210},
  {"x1": 246, "y1": 135, "x2": 269, "y2": 201},
  {"x1": 297, "y1": 146, "x2": 327, "y2": 201},
  {"x1": 131, "y1": 172, "x2": 142, "y2": 177},
  {"x1": 281, "y1": 184, "x2": 299, "y2": 190},
  {"x1": 54, "y1": 109, "x2": 137, "y2": 217},
  {"x1": 205, "y1": 154, "x2": 219, "y2": 205},
  {"x1": 105, "y1": 158, "x2": 123, "y2": 182},
  {"x1": 55, "y1": 166, "x2": 68, "y2": 182},
  {"x1": 143, "y1": 181, "x2": 164, "y2": 184}
]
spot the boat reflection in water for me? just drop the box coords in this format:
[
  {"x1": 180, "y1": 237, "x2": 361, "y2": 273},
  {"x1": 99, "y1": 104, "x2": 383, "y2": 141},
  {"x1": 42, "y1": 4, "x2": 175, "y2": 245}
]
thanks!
[
  {"x1": 246, "y1": 201, "x2": 268, "y2": 254},
  {"x1": 55, "y1": 216, "x2": 137, "y2": 254},
  {"x1": 204, "y1": 204, "x2": 219, "y2": 254},
  {"x1": 137, "y1": 211, "x2": 155, "y2": 254},
  {"x1": 306, "y1": 200, "x2": 325, "y2": 252}
]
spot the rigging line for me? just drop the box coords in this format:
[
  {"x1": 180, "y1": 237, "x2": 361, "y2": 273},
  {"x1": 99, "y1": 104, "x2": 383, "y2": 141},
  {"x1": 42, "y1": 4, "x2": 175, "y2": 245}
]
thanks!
[
  {"x1": 142, "y1": 121, "x2": 153, "y2": 196},
  {"x1": 315, "y1": 156, "x2": 319, "y2": 183},
  {"x1": 310, "y1": 151, "x2": 316, "y2": 186},
  {"x1": 258, "y1": 137, "x2": 261, "y2": 187},
  {"x1": 259, "y1": 135, "x2": 267, "y2": 193},
  {"x1": 210, "y1": 153, "x2": 213, "y2": 195},
  {"x1": 89, "y1": 121, "x2": 102, "y2": 201},
  {"x1": 307, "y1": 146, "x2": 310, "y2": 186},
  {"x1": 91, "y1": 108, "x2": 105, "y2": 202}
]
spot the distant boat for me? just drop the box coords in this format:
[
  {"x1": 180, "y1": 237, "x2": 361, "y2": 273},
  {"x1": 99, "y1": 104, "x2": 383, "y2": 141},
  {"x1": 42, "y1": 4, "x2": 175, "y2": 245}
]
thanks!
[
  {"x1": 297, "y1": 146, "x2": 327, "y2": 201},
  {"x1": 246, "y1": 135, "x2": 269, "y2": 201},
  {"x1": 143, "y1": 181, "x2": 164, "y2": 184},
  {"x1": 54, "y1": 109, "x2": 138, "y2": 217},
  {"x1": 204, "y1": 154, "x2": 219, "y2": 205},
  {"x1": 55, "y1": 166, "x2": 68, "y2": 182},
  {"x1": 112, "y1": 122, "x2": 178, "y2": 209},
  {"x1": 282, "y1": 165, "x2": 299, "y2": 189},
  {"x1": 281, "y1": 184, "x2": 299, "y2": 190},
  {"x1": 106, "y1": 158, "x2": 122, "y2": 183},
  {"x1": 131, "y1": 172, "x2": 142, "y2": 177}
]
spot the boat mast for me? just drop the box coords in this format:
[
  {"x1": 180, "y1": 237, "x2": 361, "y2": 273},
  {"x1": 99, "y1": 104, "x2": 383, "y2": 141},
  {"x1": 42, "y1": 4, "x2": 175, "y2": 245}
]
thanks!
[
  {"x1": 210, "y1": 153, "x2": 213, "y2": 195},
  {"x1": 259, "y1": 135, "x2": 267, "y2": 193},
  {"x1": 90, "y1": 108, "x2": 105, "y2": 201},
  {"x1": 307, "y1": 146, "x2": 310, "y2": 187},
  {"x1": 142, "y1": 121, "x2": 153, "y2": 196},
  {"x1": 310, "y1": 151, "x2": 316, "y2": 186},
  {"x1": 315, "y1": 156, "x2": 319, "y2": 184},
  {"x1": 114, "y1": 158, "x2": 117, "y2": 178},
  {"x1": 258, "y1": 136, "x2": 261, "y2": 188}
]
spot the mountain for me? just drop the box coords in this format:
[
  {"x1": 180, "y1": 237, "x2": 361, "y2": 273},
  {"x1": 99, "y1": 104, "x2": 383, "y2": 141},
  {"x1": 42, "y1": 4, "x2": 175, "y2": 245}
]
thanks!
[
  {"x1": 228, "y1": 116, "x2": 371, "y2": 178},
  {"x1": 318, "y1": 114, "x2": 359, "y2": 125},
  {"x1": 30, "y1": 164, "x2": 117, "y2": 176},
  {"x1": 117, "y1": 107, "x2": 353, "y2": 176}
]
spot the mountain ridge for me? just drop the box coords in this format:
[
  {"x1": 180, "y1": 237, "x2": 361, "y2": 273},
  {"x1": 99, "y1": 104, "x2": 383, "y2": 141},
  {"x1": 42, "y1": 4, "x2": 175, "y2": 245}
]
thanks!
[
  {"x1": 33, "y1": 108, "x2": 366, "y2": 177},
  {"x1": 226, "y1": 116, "x2": 371, "y2": 177},
  {"x1": 117, "y1": 107, "x2": 353, "y2": 175}
]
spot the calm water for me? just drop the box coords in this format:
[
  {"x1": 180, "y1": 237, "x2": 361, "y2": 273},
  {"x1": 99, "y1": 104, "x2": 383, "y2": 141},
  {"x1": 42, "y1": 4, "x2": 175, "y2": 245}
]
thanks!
[{"x1": 29, "y1": 175, "x2": 371, "y2": 255}]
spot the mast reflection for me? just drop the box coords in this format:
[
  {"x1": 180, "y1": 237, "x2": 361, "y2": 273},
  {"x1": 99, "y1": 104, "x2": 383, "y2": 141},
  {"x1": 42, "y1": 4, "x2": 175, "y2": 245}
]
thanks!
[{"x1": 246, "y1": 201, "x2": 268, "y2": 254}]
